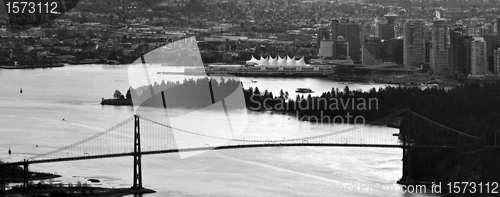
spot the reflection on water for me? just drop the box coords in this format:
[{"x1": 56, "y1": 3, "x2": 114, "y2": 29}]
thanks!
[{"x1": 0, "y1": 65, "x2": 439, "y2": 197}]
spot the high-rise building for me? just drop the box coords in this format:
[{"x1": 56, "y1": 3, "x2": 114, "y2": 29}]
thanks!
[
  {"x1": 319, "y1": 40, "x2": 334, "y2": 57},
  {"x1": 392, "y1": 38, "x2": 404, "y2": 65},
  {"x1": 430, "y1": 18, "x2": 451, "y2": 74},
  {"x1": 376, "y1": 12, "x2": 397, "y2": 40},
  {"x1": 362, "y1": 37, "x2": 382, "y2": 65},
  {"x1": 494, "y1": 48, "x2": 500, "y2": 76},
  {"x1": 497, "y1": 16, "x2": 500, "y2": 34},
  {"x1": 381, "y1": 38, "x2": 403, "y2": 64},
  {"x1": 331, "y1": 20, "x2": 362, "y2": 63},
  {"x1": 403, "y1": 19, "x2": 426, "y2": 67},
  {"x1": 483, "y1": 34, "x2": 500, "y2": 73},
  {"x1": 449, "y1": 28, "x2": 472, "y2": 75},
  {"x1": 470, "y1": 37, "x2": 488, "y2": 75},
  {"x1": 333, "y1": 36, "x2": 350, "y2": 60},
  {"x1": 317, "y1": 27, "x2": 331, "y2": 46}
]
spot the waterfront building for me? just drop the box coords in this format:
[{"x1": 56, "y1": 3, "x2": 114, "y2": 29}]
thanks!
[
  {"x1": 470, "y1": 37, "x2": 488, "y2": 75},
  {"x1": 331, "y1": 19, "x2": 362, "y2": 63},
  {"x1": 246, "y1": 56, "x2": 306, "y2": 67},
  {"x1": 430, "y1": 17, "x2": 451, "y2": 74},
  {"x1": 403, "y1": 19, "x2": 426, "y2": 68}
]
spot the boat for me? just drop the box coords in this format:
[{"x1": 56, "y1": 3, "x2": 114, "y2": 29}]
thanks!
[
  {"x1": 295, "y1": 88, "x2": 314, "y2": 93},
  {"x1": 251, "y1": 80, "x2": 257, "y2": 83}
]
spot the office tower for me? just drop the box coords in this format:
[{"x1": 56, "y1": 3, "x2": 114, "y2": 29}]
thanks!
[
  {"x1": 381, "y1": 38, "x2": 403, "y2": 64},
  {"x1": 470, "y1": 37, "x2": 488, "y2": 75},
  {"x1": 333, "y1": 36, "x2": 349, "y2": 60},
  {"x1": 430, "y1": 18, "x2": 450, "y2": 74},
  {"x1": 392, "y1": 38, "x2": 404, "y2": 65},
  {"x1": 317, "y1": 27, "x2": 331, "y2": 46},
  {"x1": 449, "y1": 28, "x2": 472, "y2": 75},
  {"x1": 483, "y1": 34, "x2": 500, "y2": 72},
  {"x1": 376, "y1": 13, "x2": 397, "y2": 40},
  {"x1": 362, "y1": 37, "x2": 382, "y2": 65},
  {"x1": 319, "y1": 40, "x2": 334, "y2": 57},
  {"x1": 403, "y1": 19, "x2": 426, "y2": 68},
  {"x1": 497, "y1": 16, "x2": 500, "y2": 34},
  {"x1": 331, "y1": 20, "x2": 362, "y2": 63},
  {"x1": 494, "y1": 48, "x2": 500, "y2": 76}
]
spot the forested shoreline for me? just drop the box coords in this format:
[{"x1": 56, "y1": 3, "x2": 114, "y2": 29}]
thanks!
[{"x1": 243, "y1": 81, "x2": 500, "y2": 183}]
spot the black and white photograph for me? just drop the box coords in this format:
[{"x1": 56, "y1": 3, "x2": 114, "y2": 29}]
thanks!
[{"x1": 1, "y1": 0, "x2": 500, "y2": 196}]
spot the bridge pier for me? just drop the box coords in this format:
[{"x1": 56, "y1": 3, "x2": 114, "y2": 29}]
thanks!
[{"x1": 133, "y1": 115, "x2": 143, "y2": 189}]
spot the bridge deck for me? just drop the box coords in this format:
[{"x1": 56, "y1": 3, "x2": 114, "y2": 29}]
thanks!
[{"x1": 0, "y1": 143, "x2": 461, "y2": 167}]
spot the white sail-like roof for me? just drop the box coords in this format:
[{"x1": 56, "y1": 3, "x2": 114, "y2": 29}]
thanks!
[
  {"x1": 269, "y1": 56, "x2": 278, "y2": 66},
  {"x1": 246, "y1": 55, "x2": 260, "y2": 65},
  {"x1": 277, "y1": 56, "x2": 286, "y2": 66},
  {"x1": 287, "y1": 56, "x2": 296, "y2": 66},
  {"x1": 260, "y1": 56, "x2": 269, "y2": 66},
  {"x1": 246, "y1": 55, "x2": 308, "y2": 66},
  {"x1": 296, "y1": 57, "x2": 307, "y2": 66}
]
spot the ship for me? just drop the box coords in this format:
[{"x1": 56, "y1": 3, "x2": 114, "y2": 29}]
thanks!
[{"x1": 296, "y1": 88, "x2": 314, "y2": 93}]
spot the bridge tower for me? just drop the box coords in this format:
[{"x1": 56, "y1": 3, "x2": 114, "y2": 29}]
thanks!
[
  {"x1": 133, "y1": 115, "x2": 143, "y2": 189},
  {"x1": 400, "y1": 110, "x2": 413, "y2": 183},
  {"x1": 0, "y1": 166, "x2": 5, "y2": 193},
  {"x1": 23, "y1": 161, "x2": 29, "y2": 193}
]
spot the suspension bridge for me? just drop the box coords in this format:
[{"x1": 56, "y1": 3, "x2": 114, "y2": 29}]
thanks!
[{"x1": 0, "y1": 108, "x2": 482, "y2": 193}]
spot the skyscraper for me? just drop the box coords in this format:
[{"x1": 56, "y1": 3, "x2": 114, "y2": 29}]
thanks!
[
  {"x1": 430, "y1": 18, "x2": 450, "y2": 74},
  {"x1": 449, "y1": 28, "x2": 471, "y2": 75},
  {"x1": 392, "y1": 38, "x2": 404, "y2": 65},
  {"x1": 317, "y1": 27, "x2": 331, "y2": 46},
  {"x1": 375, "y1": 12, "x2": 397, "y2": 40},
  {"x1": 483, "y1": 34, "x2": 500, "y2": 73},
  {"x1": 333, "y1": 36, "x2": 349, "y2": 60},
  {"x1": 403, "y1": 19, "x2": 426, "y2": 68},
  {"x1": 362, "y1": 37, "x2": 382, "y2": 65},
  {"x1": 497, "y1": 16, "x2": 500, "y2": 34},
  {"x1": 470, "y1": 37, "x2": 488, "y2": 75},
  {"x1": 319, "y1": 40, "x2": 334, "y2": 57},
  {"x1": 331, "y1": 20, "x2": 362, "y2": 63},
  {"x1": 494, "y1": 48, "x2": 500, "y2": 76}
]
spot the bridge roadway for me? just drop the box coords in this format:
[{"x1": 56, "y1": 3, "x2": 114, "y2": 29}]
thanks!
[{"x1": 0, "y1": 143, "x2": 460, "y2": 167}]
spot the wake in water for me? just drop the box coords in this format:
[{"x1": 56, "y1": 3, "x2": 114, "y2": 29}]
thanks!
[{"x1": 63, "y1": 119, "x2": 105, "y2": 132}]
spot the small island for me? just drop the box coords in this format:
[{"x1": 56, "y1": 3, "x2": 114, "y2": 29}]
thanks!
[
  {"x1": 101, "y1": 77, "x2": 242, "y2": 109},
  {"x1": 100, "y1": 90, "x2": 133, "y2": 106}
]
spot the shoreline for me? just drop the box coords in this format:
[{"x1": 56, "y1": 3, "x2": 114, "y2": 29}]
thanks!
[
  {"x1": 2, "y1": 186, "x2": 155, "y2": 197},
  {"x1": 0, "y1": 64, "x2": 65, "y2": 70}
]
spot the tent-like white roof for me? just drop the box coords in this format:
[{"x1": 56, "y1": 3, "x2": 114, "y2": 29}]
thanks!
[
  {"x1": 269, "y1": 56, "x2": 278, "y2": 66},
  {"x1": 287, "y1": 56, "x2": 296, "y2": 66},
  {"x1": 246, "y1": 56, "x2": 260, "y2": 65},
  {"x1": 247, "y1": 56, "x2": 307, "y2": 66},
  {"x1": 296, "y1": 57, "x2": 307, "y2": 66},
  {"x1": 277, "y1": 56, "x2": 286, "y2": 66}
]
